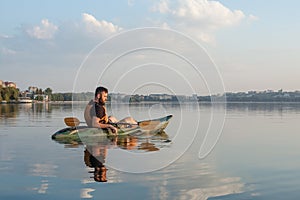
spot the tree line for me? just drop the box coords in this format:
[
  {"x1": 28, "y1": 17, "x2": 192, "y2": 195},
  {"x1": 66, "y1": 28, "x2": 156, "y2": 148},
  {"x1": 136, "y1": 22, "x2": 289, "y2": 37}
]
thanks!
[
  {"x1": 223, "y1": 90, "x2": 300, "y2": 102},
  {"x1": 0, "y1": 86, "x2": 94, "y2": 102},
  {"x1": 1, "y1": 86, "x2": 300, "y2": 103},
  {"x1": 26, "y1": 88, "x2": 94, "y2": 101},
  {"x1": 50, "y1": 92, "x2": 94, "y2": 101}
]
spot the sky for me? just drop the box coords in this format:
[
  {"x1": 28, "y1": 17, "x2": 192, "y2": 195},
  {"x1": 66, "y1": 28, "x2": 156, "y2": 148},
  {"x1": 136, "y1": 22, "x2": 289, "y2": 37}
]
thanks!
[{"x1": 1, "y1": 0, "x2": 299, "y2": 95}]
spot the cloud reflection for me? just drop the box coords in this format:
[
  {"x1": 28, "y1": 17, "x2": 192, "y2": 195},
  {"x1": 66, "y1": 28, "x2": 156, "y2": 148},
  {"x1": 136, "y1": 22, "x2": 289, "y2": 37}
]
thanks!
[
  {"x1": 81, "y1": 188, "x2": 95, "y2": 199},
  {"x1": 29, "y1": 163, "x2": 58, "y2": 177},
  {"x1": 184, "y1": 181, "x2": 244, "y2": 200},
  {"x1": 144, "y1": 161, "x2": 245, "y2": 200}
]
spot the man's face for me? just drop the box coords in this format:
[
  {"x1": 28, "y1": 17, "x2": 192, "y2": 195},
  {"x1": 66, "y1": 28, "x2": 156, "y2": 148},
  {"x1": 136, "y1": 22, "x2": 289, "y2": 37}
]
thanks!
[{"x1": 99, "y1": 92, "x2": 108, "y2": 104}]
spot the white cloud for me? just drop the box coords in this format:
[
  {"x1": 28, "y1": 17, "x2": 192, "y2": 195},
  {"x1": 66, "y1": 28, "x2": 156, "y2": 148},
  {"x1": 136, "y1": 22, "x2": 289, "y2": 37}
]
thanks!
[
  {"x1": 82, "y1": 13, "x2": 123, "y2": 37},
  {"x1": 161, "y1": 22, "x2": 171, "y2": 29},
  {"x1": 249, "y1": 14, "x2": 259, "y2": 22},
  {"x1": 0, "y1": 34, "x2": 13, "y2": 39},
  {"x1": 23, "y1": 14, "x2": 122, "y2": 41},
  {"x1": 128, "y1": 0, "x2": 135, "y2": 7},
  {"x1": 1, "y1": 47, "x2": 16, "y2": 55},
  {"x1": 26, "y1": 19, "x2": 58, "y2": 39},
  {"x1": 10, "y1": 13, "x2": 124, "y2": 56},
  {"x1": 173, "y1": 0, "x2": 245, "y2": 27},
  {"x1": 152, "y1": 0, "x2": 171, "y2": 14},
  {"x1": 152, "y1": 0, "x2": 255, "y2": 43}
]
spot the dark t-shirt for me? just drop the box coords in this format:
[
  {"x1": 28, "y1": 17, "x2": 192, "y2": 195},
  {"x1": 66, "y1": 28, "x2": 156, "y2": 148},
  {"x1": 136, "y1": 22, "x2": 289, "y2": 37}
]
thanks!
[
  {"x1": 84, "y1": 100, "x2": 108, "y2": 127},
  {"x1": 93, "y1": 102, "x2": 108, "y2": 124}
]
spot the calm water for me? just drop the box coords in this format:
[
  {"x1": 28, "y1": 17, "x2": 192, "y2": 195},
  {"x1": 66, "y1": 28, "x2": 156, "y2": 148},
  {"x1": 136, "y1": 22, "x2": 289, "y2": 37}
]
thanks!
[{"x1": 0, "y1": 102, "x2": 300, "y2": 200}]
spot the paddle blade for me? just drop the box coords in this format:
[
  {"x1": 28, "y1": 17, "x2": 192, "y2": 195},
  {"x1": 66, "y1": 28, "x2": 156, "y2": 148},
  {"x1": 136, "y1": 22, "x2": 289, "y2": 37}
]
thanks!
[{"x1": 64, "y1": 117, "x2": 81, "y2": 127}]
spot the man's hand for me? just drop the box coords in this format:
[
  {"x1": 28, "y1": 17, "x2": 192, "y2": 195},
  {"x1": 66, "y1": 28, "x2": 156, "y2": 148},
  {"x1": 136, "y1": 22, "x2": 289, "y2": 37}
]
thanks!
[{"x1": 109, "y1": 125, "x2": 118, "y2": 134}]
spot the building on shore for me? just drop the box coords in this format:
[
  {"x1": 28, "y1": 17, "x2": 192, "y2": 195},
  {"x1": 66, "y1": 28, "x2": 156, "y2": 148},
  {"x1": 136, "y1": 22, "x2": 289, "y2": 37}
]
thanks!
[
  {"x1": 28, "y1": 86, "x2": 38, "y2": 93},
  {"x1": 33, "y1": 94, "x2": 49, "y2": 101},
  {"x1": 18, "y1": 97, "x2": 33, "y2": 103},
  {"x1": 0, "y1": 80, "x2": 17, "y2": 88}
]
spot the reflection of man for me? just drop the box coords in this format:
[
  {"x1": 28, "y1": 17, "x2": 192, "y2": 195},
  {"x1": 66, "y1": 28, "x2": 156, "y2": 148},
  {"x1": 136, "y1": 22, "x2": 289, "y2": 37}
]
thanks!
[
  {"x1": 139, "y1": 142, "x2": 159, "y2": 152},
  {"x1": 117, "y1": 136, "x2": 138, "y2": 150},
  {"x1": 83, "y1": 136, "x2": 139, "y2": 182},
  {"x1": 84, "y1": 86, "x2": 137, "y2": 134},
  {"x1": 84, "y1": 149, "x2": 107, "y2": 182}
]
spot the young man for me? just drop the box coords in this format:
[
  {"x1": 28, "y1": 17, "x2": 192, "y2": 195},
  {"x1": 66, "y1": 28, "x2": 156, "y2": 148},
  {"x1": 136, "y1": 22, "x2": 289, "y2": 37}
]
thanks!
[{"x1": 84, "y1": 86, "x2": 137, "y2": 134}]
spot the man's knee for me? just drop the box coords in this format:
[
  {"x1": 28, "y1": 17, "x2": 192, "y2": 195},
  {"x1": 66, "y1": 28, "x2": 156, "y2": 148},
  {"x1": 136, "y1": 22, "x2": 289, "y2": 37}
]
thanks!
[{"x1": 123, "y1": 117, "x2": 137, "y2": 123}]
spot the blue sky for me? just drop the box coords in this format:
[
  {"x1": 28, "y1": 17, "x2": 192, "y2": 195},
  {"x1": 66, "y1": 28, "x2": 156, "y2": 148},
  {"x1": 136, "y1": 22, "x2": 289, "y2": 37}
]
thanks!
[{"x1": 1, "y1": 0, "x2": 299, "y2": 94}]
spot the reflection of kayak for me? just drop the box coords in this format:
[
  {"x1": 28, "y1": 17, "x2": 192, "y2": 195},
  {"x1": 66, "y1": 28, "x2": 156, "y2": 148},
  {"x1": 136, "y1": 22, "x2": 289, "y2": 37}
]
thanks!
[{"x1": 52, "y1": 115, "x2": 172, "y2": 143}]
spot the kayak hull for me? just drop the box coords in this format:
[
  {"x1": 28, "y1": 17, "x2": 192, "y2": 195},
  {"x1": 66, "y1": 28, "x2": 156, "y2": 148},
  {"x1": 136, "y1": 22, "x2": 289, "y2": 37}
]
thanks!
[{"x1": 52, "y1": 115, "x2": 172, "y2": 143}]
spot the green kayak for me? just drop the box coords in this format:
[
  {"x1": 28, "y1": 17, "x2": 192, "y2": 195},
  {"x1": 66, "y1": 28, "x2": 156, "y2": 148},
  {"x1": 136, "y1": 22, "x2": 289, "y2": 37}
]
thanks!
[{"x1": 52, "y1": 115, "x2": 172, "y2": 143}]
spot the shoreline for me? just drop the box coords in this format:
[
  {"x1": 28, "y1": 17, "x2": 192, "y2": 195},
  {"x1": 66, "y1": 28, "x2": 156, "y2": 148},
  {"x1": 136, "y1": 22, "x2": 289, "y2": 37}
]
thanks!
[{"x1": 1, "y1": 100, "x2": 300, "y2": 105}]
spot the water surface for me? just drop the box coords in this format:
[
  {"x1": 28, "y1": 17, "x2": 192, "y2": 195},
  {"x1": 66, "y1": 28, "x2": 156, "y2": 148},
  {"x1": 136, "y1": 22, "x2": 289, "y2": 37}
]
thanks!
[{"x1": 0, "y1": 102, "x2": 300, "y2": 199}]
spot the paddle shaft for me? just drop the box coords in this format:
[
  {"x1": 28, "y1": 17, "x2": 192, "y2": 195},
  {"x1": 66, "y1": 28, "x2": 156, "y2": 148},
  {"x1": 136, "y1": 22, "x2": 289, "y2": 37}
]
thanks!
[{"x1": 64, "y1": 117, "x2": 138, "y2": 127}]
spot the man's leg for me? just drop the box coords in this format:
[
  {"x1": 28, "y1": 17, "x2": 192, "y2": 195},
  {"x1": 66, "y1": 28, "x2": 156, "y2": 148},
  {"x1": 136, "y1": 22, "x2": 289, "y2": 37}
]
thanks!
[
  {"x1": 109, "y1": 116, "x2": 138, "y2": 128},
  {"x1": 119, "y1": 117, "x2": 138, "y2": 126}
]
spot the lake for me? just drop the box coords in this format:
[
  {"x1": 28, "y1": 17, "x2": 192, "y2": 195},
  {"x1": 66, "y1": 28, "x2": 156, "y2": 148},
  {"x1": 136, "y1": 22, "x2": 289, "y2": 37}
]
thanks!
[{"x1": 0, "y1": 102, "x2": 300, "y2": 200}]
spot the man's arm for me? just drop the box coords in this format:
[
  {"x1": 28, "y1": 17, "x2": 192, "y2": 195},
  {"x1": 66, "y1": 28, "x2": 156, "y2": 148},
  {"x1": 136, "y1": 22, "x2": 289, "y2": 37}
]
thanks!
[{"x1": 92, "y1": 116, "x2": 118, "y2": 133}]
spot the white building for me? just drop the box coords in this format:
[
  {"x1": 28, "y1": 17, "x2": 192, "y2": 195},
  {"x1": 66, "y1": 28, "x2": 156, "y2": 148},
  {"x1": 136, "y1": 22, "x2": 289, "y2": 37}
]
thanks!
[
  {"x1": 28, "y1": 86, "x2": 38, "y2": 93},
  {"x1": 0, "y1": 80, "x2": 17, "y2": 88},
  {"x1": 33, "y1": 94, "x2": 49, "y2": 101}
]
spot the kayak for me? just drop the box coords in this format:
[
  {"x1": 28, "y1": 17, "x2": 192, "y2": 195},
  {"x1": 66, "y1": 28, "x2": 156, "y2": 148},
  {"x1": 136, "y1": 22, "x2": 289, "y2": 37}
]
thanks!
[{"x1": 52, "y1": 115, "x2": 173, "y2": 143}]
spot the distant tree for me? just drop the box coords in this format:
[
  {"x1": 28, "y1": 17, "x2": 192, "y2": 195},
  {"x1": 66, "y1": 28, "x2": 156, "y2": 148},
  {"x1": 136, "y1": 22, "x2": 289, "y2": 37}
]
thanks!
[
  {"x1": 58, "y1": 93, "x2": 64, "y2": 101},
  {"x1": 11, "y1": 88, "x2": 19, "y2": 100},
  {"x1": 4, "y1": 92, "x2": 10, "y2": 102},
  {"x1": 63, "y1": 93, "x2": 72, "y2": 101},
  {"x1": 50, "y1": 94, "x2": 56, "y2": 101},
  {"x1": 0, "y1": 87, "x2": 3, "y2": 102},
  {"x1": 51, "y1": 93, "x2": 64, "y2": 101},
  {"x1": 38, "y1": 88, "x2": 43, "y2": 95},
  {"x1": 44, "y1": 88, "x2": 52, "y2": 95},
  {"x1": 44, "y1": 88, "x2": 52, "y2": 101},
  {"x1": 0, "y1": 87, "x2": 19, "y2": 102},
  {"x1": 129, "y1": 95, "x2": 140, "y2": 103},
  {"x1": 35, "y1": 95, "x2": 44, "y2": 101}
]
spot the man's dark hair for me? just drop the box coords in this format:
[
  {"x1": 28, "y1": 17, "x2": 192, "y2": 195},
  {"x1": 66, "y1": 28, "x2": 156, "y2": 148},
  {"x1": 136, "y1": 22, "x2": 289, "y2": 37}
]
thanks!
[{"x1": 95, "y1": 86, "x2": 108, "y2": 97}]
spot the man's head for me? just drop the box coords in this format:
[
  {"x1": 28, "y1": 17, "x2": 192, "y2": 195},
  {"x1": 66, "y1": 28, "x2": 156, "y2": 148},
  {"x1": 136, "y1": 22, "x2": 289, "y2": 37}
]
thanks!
[{"x1": 95, "y1": 86, "x2": 108, "y2": 104}]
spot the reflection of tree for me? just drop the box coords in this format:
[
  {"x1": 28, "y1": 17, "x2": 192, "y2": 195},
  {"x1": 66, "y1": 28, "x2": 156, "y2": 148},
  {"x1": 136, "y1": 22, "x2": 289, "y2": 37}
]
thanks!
[
  {"x1": 225, "y1": 102, "x2": 300, "y2": 116},
  {"x1": 30, "y1": 103, "x2": 53, "y2": 114},
  {"x1": 0, "y1": 103, "x2": 55, "y2": 119},
  {"x1": 0, "y1": 104, "x2": 19, "y2": 118},
  {"x1": 32, "y1": 103, "x2": 45, "y2": 113}
]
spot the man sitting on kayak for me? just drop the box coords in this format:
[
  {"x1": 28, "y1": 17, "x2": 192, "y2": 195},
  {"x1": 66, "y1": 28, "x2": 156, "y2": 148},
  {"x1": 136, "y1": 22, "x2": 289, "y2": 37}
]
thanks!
[{"x1": 84, "y1": 86, "x2": 137, "y2": 134}]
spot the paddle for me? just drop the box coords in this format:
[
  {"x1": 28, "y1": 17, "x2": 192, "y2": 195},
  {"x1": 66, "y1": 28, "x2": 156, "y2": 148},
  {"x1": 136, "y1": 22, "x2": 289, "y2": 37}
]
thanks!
[
  {"x1": 64, "y1": 117, "x2": 82, "y2": 127},
  {"x1": 64, "y1": 117, "x2": 139, "y2": 127}
]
